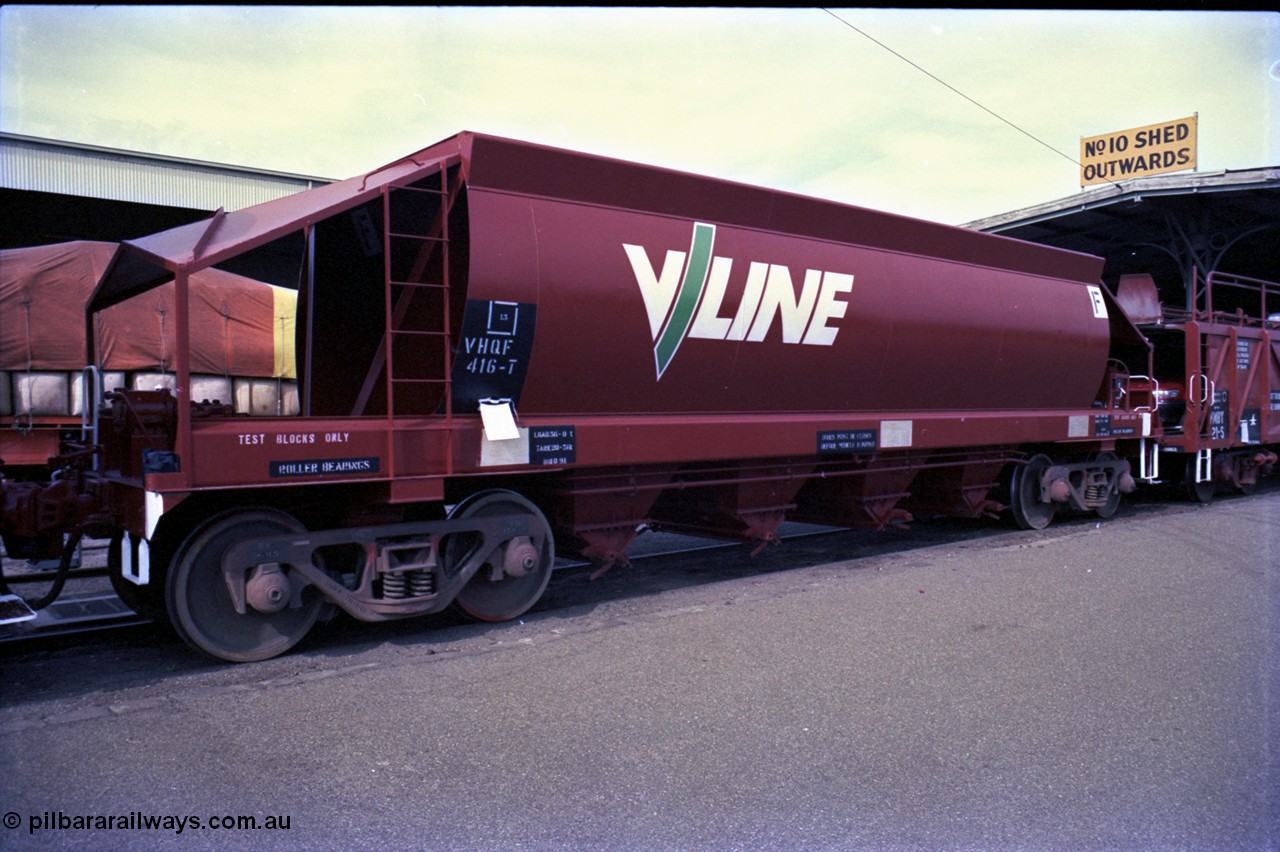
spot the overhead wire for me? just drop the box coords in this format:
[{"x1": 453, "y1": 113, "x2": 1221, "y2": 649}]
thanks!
[{"x1": 820, "y1": 8, "x2": 1125, "y2": 192}]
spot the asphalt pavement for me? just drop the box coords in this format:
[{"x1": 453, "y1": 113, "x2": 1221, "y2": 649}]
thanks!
[{"x1": 1, "y1": 488, "x2": 1277, "y2": 851}]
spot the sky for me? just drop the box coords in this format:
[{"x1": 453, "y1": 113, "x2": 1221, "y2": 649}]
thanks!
[{"x1": 1, "y1": 6, "x2": 1276, "y2": 225}]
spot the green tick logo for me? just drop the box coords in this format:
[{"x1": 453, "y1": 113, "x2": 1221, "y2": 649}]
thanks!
[
  {"x1": 652, "y1": 222, "x2": 715, "y2": 379},
  {"x1": 624, "y1": 222, "x2": 856, "y2": 380}
]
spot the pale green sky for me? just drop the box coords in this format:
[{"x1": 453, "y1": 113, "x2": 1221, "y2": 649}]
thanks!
[{"x1": 1, "y1": 6, "x2": 1276, "y2": 224}]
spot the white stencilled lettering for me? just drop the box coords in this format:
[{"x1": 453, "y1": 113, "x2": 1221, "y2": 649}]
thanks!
[{"x1": 624, "y1": 222, "x2": 856, "y2": 381}]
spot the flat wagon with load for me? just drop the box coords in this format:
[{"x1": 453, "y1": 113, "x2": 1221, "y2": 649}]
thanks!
[{"x1": 1, "y1": 240, "x2": 299, "y2": 474}]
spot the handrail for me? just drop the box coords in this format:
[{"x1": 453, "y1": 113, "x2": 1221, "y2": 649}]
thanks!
[
  {"x1": 1125, "y1": 374, "x2": 1158, "y2": 412},
  {"x1": 1196, "y1": 269, "x2": 1280, "y2": 324},
  {"x1": 80, "y1": 366, "x2": 104, "y2": 470}
]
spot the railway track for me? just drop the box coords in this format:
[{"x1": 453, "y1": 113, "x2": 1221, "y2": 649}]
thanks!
[
  {"x1": 0, "y1": 592, "x2": 152, "y2": 643},
  {"x1": 0, "y1": 539, "x2": 152, "y2": 645},
  {"x1": 1, "y1": 486, "x2": 1259, "y2": 654}
]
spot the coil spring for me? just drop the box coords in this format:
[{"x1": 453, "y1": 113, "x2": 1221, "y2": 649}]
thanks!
[
  {"x1": 382, "y1": 572, "x2": 407, "y2": 599},
  {"x1": 381, "y1": 570, "x2": 435, "y2": 599},
  {"x1": 408, "y1": 570, "x2": 434, "y2": 596}
]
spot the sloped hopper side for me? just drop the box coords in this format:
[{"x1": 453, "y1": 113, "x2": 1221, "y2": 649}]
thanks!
[
  {"x1": 89, "y1": 139, "x2": 469, "y2": 421},
  {"x1": 1114, "y1": 273, "x2": 1164, "y2": 326},
  {"x1": 305, "y1": 175, "x2": 469, "y2": 418}
]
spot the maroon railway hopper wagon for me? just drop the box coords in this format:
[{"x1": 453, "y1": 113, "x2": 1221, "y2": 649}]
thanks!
[{"x1": 1, "y1": 132, "x2": 1160, "y2": 661}]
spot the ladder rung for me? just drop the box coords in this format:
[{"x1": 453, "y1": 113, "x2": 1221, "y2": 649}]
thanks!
[
  {"x1": 389, "y1": 329, "x2": 448, "y2": 338},
  {"x1": 389, "y1": 280, "x2": 446, "y2": 290},
  {"x1": 388, "y1": 232, "x2": 444, "y2": 242}
]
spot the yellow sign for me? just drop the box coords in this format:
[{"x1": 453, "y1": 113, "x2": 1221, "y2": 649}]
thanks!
[{"x1": 1080, "y1": 115, "x2": 1197, "y2": 187}]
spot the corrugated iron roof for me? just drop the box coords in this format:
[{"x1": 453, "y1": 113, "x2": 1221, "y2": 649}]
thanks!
[
  {"x1": 0, "y1": 132, "x2": 332, "y2": 211},
  {"x1": 962, "y1": 166, "x2": 1280, "y2": 291},
  {"x1": 963, "y1": 166, "x2": 1280, "y2": 232}
]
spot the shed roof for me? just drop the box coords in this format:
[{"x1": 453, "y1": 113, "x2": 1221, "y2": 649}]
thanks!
[
  {"x1": 0, "y1": 132, "x2": 331, "y2": 211},
  {"x1": 964, "y1": 166, "x2": 1279, "y2": 299}
]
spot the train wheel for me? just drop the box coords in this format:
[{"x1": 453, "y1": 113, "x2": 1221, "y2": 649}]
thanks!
[
  {"x1": 448, "y1": 491, "x2": 555, "y2": 623},
  {"x1": 1010, "y1": 454, "x2": 1056, "y2": 530},
  {"x1": 1184, "y1": 456, "x2": 1216, "y2": 504},
  {"x1": 166, "y1": 508, "x2": 321, "y2": 663},
  {"x1": 1092, "y1": 452, "x2": 1122, "y2": 520}
]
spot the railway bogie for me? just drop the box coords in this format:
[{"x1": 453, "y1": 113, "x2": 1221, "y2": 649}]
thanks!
[{"x1": 1, "y1": 132, "x2": 1275, "y2": 661}]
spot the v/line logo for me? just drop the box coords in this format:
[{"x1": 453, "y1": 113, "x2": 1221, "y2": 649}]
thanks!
[{"x1": 624, "y1": 222, "x2": 855, "y2": 379}]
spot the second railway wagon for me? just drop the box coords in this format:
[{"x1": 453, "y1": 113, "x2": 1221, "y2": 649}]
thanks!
[
  {"x1": 2, "y1": 132, "x2": 1165, "y2": 661},
  {"x1": 1, "y1": 240, "x2": 298, "y2": 474}
]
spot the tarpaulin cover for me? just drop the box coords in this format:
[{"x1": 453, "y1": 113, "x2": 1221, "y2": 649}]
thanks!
[{"x1": 1, "y1": 241, "x2": 295, "y2": 377}]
